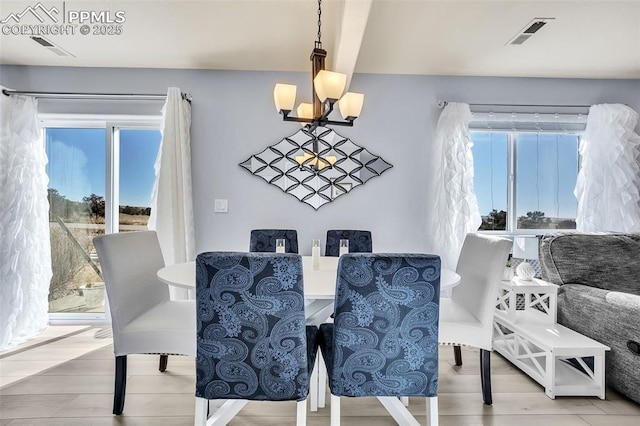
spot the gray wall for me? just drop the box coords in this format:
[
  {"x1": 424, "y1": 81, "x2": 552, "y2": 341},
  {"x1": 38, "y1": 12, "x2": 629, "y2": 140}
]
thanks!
[{"x1": 1, "y1": 65, "x2": 639, "y2": 254}]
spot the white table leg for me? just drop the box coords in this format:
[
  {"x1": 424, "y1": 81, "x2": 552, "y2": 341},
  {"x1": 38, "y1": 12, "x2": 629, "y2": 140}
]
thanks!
[
  {"x1": 206, "y1": 400, "x2": 248, "y2": 426},
  {"x1": 377, "y1": 397, "x2": 420, "y2": 426}
]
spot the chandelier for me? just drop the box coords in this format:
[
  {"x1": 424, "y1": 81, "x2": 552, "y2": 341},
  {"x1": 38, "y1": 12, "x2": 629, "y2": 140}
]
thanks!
[{"x1": 273, "y1": 0, "x2": 364, "y2": 133}]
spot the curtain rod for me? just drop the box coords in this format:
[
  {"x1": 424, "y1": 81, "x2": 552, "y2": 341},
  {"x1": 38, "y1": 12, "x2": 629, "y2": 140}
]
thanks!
[
  {"x1": 2, "y1": 89, "x2": 192, "y2": 102},
  {"x1": 437, "y1": 100, "x2": 590, "y2": 109}
]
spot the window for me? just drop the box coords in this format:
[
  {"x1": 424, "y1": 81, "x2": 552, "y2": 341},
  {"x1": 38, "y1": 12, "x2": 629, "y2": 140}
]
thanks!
[
  {"x1": 44, "y1": 119, "x2": 161, "y2": 317},
  {"x1": 471, "y1": 131, "x2": 579, "y2": 233}
]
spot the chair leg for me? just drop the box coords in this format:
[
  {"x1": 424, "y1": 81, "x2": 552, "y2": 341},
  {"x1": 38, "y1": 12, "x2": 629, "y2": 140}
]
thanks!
[
  {"x1": 453, "y1": 345, "x2": 463, "y2": 366},
  {"x1": 480, "y1": 349, "x2": 492, "y2": 405},
  {"x1": 159, "y1": 354, "x2": 168, "y2": 372},
  {"x1": 318, "y1": 353, "x2": 327, "y2": 408},
  {"x1": 113, "y1": 355, "x2": 127, "y2": 415},
  {"x1": 427, "y1": 396, "x2": 439, "y2": 426},
  {"x1": 296, "y1": 399, "x2": 307, "y2": 426},
  {"x1": 194, "y1": 397, "x2": 208, "y2": 426},
  {"x1": 330, "y1": 394, "x2": 340, "y2": 426}
]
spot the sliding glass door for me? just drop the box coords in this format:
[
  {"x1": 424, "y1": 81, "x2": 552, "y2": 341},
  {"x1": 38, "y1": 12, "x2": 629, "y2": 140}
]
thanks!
[{"x1": 44, "y1": 121, "x2": 161, "y2": 318}]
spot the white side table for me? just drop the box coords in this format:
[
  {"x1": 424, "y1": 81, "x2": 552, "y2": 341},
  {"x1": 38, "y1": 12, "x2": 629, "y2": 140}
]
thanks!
[
  {"x1": 495, "y1": 277, "x2": 558, "y2": 323},
  {"x1": 493, "y1": 277, "x2": 610, "y2": 399}
]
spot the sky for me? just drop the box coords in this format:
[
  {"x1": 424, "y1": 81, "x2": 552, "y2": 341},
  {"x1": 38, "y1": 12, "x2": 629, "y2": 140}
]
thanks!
[
  {"x1": 471, "y1": 132, "x2": 579, "y2": 219},
  {"x1": 46, "y1": 128, "x2": 161, "y2": 208}
]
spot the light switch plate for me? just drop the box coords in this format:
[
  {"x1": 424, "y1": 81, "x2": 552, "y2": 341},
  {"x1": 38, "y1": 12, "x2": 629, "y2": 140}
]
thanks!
[{"x1": 214, "y1": 199, "x2": 228, "y2": 213}]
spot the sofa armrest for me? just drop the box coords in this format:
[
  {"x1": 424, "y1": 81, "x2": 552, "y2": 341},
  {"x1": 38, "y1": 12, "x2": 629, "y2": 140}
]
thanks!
[
  {"x1": 558, "y1": 284, "x2": 640, "y2": 341},
  {"x1": 557, "y1": 284, "x2": 640, "y2": 403}
]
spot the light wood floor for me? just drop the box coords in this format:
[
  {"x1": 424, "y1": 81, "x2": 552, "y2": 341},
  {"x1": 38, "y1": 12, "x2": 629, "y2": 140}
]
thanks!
[{"x1": 1, "y1": 325, "x2": 639, "y2": 425}]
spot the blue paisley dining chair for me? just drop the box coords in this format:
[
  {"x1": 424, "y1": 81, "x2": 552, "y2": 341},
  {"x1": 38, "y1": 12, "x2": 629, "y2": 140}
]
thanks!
[
  {"x1": 194, "y1": 252, "x2": 317, "y2": 426},
  {"x1": 325, "y1": 229, "x2": 372, "y2": 256},
  {"x1": 319, "y1": 253, "x2": 441, "y2": 426},
  {"x1": 250, "y1": 229, "x2": 299, "y2": 254}
]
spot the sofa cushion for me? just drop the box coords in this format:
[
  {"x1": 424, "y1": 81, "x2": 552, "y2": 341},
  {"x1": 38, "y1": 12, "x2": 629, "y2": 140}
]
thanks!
[{"x1": 539, "y1": 233, "x2": 640, "y2": 295}]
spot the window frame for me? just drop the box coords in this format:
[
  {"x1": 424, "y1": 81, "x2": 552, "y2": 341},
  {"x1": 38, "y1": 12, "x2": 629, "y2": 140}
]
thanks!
[
  {"x1": 41, "y1": 114, "x2": 162, "y2": 323},
  {"x1": 472, "y1": 129, "x2": 582, "y2": 236}
]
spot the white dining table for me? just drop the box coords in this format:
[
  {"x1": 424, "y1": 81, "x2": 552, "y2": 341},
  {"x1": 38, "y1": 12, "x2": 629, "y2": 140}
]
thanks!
[
  {"x1": 157, "y1": 256, "x2": 460, "y2": 327},
  {"x1": 157, "y1": 256, "x2": 460, "y2": 296}
]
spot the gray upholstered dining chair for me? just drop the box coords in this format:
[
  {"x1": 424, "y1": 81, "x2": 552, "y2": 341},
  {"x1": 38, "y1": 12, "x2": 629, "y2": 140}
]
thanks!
[
  {"x1": 319, "y1": 253, "x2": 441, "y2": 426},
  {"x1": 324, "y1": 229, "x2": 373, "y2": 256},
  {"x1": 93, "y1": 231, "x2": 195, "y2": 415},
  {"x1": 250, "y1": 229, "x2": 299, "y2": 253},
  {"x1": 439, "y1": 233, "x2": 512, "y2": 405},
  {"x1": 194, "y1": 252, "x2": 318, "y2": 426}
]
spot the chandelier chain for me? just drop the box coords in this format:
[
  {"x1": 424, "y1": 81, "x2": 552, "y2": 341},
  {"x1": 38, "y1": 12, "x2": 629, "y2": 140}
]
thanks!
[{"x1": 317, "y1": 0, "x2": 322, "y2": 46}]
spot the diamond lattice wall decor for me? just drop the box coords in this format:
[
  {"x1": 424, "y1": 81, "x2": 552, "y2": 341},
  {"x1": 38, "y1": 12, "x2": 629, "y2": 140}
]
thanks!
[{"x1": 240, "y1": 127, "x2": 392, "y2": 210}]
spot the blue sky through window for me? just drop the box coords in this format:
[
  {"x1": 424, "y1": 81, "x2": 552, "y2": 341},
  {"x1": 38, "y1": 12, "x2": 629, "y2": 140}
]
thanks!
[
  {"x1": 471, "y1": 132, "x2": 508, "y2": 215},
  {"x1": 516, "y1": 133, "x2": 578, "y2": 219},
  {"x1": 471, "y1": 131, "x2": 578, "y2": 223},
  {"x1": 46, "y1": 128, "x2": 161, "y2": 208}
]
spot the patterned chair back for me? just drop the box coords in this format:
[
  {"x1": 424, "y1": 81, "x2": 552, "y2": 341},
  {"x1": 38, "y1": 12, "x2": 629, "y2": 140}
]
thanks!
[
  {"x1": 250, "y1": 229, "x2": 299, "y2": 254},
  {"x1": 323, "y1": 253, "x2": 441, "y2": 397},
  {"x1": 325, "y1": 230, "x2": 373, "y2": 256},
  {"x1": 195, "y1": 252, "x2": 313, "y2": 401}
]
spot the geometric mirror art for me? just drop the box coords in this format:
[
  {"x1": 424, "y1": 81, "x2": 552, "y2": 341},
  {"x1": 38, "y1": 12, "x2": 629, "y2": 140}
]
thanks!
[{"x1": 240, "y1": 126, "x2": 392, "y2": 210}]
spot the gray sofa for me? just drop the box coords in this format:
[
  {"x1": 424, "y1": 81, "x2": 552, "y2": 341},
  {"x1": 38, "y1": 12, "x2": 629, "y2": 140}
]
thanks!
[{"x1": 539, "y1": 233, "x2": 640, "y2": 404}]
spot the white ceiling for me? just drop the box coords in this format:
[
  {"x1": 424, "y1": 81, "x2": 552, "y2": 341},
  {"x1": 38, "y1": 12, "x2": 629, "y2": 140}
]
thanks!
[{"x1": 0, "y1": 0, "x2": 639, "y2": 79}]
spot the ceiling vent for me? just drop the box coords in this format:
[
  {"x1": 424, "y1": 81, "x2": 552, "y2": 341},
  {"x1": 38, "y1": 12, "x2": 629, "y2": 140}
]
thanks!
[
  {"x1": 30, "y1": 36, "x2": 75, "y2": 57},
  {"x1": 508, "y1": 18, "x2": 555, "y2": 45}
]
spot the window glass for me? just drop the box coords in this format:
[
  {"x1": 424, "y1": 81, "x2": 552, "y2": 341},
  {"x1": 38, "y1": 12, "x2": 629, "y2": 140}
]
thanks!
[
  {"x1": 516, "y1": 134, "x2": 578, "y2": 230},
  {"x1": 471, "y1": 131, "x2": 579, "y2": 232},
  {"x1": 45, "y1": 125, "x2": 161, "y2": 315},
  {"x1": 471, "y1": 132, "x2": 508, "y2": 230},
  {"x1": 118, "y1": 129, "x2": 162, "y2": 231},
  {"x1": 46, "y1": 128, "x2": 106, "y2": 314}
]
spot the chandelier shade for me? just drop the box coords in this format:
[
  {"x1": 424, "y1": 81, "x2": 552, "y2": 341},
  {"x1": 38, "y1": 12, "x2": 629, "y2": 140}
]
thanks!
[
  {"x1": 296, "y1": 103, "x2": 314, "y2": 121},
  {"x1": 273, "y1": 84, "x2": 297, "y2": 113},
  {"x1": 313, "y1": 70, "x2": 347, "y2": 103},
  {"x1": 338, "y1": 92, "x2": 365, "y2": 120}
]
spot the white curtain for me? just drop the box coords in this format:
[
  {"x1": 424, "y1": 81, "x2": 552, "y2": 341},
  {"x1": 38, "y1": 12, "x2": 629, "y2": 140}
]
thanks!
[
  {"x1": 426, "y1": 102, "x2": 482, "y2": 270},
  {"x1": 148, "y1": 87, "x2": 195, "y2": 299},
  {"x1": 575, "y1": 104, "x2": 640, "y2": 232},
  {"x1": 0, "y1": 89, "x2": 52, "y2": 349}
]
